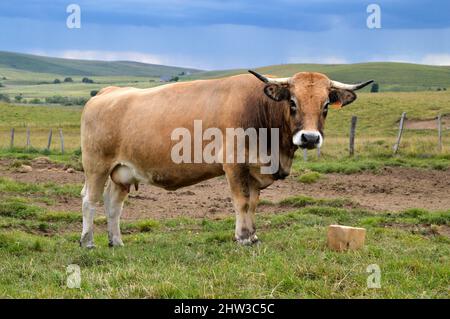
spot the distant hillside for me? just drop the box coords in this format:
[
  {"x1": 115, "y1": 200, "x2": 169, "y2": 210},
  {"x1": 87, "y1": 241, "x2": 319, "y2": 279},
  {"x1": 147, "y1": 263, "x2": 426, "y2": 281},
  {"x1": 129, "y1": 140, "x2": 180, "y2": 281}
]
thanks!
[
  {"x1": 0, "y1": 51, "x2": 202, "y2": 77},
  {"x1": 1, "y1": 51, "x2": 450, "y2": 92},
  {"x1": 190, "y1": 62, "x2": 450, "y2": 92}
]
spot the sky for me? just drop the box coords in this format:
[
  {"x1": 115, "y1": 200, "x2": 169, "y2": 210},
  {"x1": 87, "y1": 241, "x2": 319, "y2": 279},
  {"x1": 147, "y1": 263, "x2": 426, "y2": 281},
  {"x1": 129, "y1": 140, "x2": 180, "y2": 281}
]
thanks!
[{"x1": 0, "y1": 0, "x2": 449, "y2": 70}]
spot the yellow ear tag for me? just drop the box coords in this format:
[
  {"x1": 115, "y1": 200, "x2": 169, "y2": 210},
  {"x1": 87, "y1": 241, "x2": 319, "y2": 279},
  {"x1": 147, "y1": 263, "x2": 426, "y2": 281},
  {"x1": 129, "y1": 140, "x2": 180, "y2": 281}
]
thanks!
[{"x1": 330, "y1": 101, "x2": 343, "y2": 109}]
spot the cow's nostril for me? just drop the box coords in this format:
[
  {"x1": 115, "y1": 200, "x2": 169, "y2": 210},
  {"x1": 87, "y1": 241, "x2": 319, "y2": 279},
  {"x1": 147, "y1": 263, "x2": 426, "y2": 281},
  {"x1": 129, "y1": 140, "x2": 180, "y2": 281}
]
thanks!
[
  {"x1": 301, "y1": 134, "x2": 308, "y2": 143},
  {"x1": 303, "y1": 134, "x2": 319, "y2": 144}
]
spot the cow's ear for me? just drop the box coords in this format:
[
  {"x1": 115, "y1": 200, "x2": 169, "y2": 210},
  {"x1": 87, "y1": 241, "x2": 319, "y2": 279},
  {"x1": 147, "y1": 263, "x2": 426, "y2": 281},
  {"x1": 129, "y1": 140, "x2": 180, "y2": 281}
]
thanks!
[
  {"x1": 329, "y1": 89, "x2": 357, "y2": 109},
  {"x1": 264, "y1": 84, "x2": 290, "y2": 102}
]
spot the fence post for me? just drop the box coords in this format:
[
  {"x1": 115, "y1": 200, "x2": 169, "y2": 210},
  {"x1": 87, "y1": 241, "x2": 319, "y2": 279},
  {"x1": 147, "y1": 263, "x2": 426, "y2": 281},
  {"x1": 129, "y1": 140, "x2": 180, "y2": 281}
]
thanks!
[
  {"x1": 10, "y1": 128, "x2": 14, "y2": 148},
  {"x1": 46, "y1": 128, "x2": 53, "y2": 151},
  {"x1": 349, "y1": 116, "x2": 357, "y2": 156},
  {"x1": 437, "y1": 114, "x2": 442, "y2": 152},
  {"x1": 59, "y1": 128, "x2": 65, "y2": 154},
  {"x1": 317, "y1": 146, "x2": 321, "y2": 158},
  {"x1": 26, "y1": 126, "x2": 31, "y2": 149},
  {"x1": 303, "y1": 148, "x2": 308, "y2": 161},
  {"x1": 393, "y1": 112, "x2": 406, "y2": 154}
]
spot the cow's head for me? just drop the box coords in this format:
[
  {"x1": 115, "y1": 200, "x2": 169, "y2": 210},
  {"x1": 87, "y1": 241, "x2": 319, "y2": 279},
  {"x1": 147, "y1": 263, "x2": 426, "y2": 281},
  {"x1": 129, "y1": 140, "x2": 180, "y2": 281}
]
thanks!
[{"x1": 249, "y1": 70, "x2": 373, "y2": 149}]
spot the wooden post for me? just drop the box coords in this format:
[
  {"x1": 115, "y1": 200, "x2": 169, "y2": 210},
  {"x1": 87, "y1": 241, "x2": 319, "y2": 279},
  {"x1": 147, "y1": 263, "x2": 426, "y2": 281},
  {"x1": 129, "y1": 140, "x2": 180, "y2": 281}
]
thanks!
[
  {"x1": 437, "y1": 114, "x2": 442, "y2": 152},
  {"x1": 317, "y1": 146, "x2": 321, "y2": 158},
  {"x1": 46, "y1": 128, "x2": 53, "y2": 151},
  {"x1": 349, "y1": 116, "x2": 357, "y2": 156},
  {"x1": 26, "y1": 126, "x2": 30, "y2": 149},
  {"x1": 59, "y1": 128, "x2": 65, "y2": 154},
  {"x1": 393, "y1": 112, "x2": 406, "y2": 154},
  {"x1": 303, "y1": 148, "x2": 307, "y2": 161},
  {"x1": 10, "y1": 128, "x2": 14, "y2": 148}
]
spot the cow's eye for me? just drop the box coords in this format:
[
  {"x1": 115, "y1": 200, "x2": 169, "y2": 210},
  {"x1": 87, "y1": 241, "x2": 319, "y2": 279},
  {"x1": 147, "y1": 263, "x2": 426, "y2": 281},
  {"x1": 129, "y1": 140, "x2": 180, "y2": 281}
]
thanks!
[
  {"x1": 323, "y1": 102, "x2": 329, "y2": 117},
  {"x1": 289, "y1": 99, "x2": 297, "y2": 114}
]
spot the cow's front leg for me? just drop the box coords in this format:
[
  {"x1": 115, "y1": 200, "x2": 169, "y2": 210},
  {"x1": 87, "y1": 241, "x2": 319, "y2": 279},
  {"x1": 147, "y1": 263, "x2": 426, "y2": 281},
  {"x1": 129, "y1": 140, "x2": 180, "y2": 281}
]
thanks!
[
  {"x1": 224, "y1": 166, "x2": 260, "y2": 245},
  {"x1": 234, "y1": 186, "x2": 260, "y2": 245}
]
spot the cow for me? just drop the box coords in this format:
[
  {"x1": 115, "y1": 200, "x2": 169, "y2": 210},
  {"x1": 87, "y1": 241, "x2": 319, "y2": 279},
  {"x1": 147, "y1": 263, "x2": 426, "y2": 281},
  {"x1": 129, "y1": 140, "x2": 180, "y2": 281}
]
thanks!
[{"x1": 80, "y1": 70, "x2": 373, "y2": 248}]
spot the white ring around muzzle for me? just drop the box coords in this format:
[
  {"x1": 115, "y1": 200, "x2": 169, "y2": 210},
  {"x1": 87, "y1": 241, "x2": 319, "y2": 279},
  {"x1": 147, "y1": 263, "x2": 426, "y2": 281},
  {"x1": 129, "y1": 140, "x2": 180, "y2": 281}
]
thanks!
[{"x1": 293, "y1": 130, "x2": 323, "y2": 148}]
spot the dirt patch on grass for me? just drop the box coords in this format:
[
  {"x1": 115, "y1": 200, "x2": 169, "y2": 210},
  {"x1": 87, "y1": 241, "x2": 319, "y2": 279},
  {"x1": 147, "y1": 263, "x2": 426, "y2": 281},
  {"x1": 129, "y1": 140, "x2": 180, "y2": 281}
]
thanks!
[
  {"x1": 404, "y1": 115, "x2": 450, "y2": 130},
  {"x1": 1, "y1": 159, "x2": 449, "y2": 220},
  {"x1": 294, "y1": 167, "x2": 450, "y2": 212},
  {"x1": 0, "y1": 158, "x2": 84, "y2": 184}
]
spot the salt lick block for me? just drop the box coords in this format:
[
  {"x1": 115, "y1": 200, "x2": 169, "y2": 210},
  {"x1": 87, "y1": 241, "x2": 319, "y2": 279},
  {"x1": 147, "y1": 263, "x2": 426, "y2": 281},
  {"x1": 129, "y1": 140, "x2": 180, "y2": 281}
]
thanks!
[{"x1": 327, "y1": 225, "x2": 366, "y2": 251}]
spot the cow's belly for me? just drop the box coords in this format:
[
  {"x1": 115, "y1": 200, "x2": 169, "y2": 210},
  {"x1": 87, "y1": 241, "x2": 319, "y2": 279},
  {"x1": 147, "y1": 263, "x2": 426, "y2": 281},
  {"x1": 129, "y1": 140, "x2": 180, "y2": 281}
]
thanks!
[
  {"x1": 114, "y1": 160, "x2": 225, "y2": 191},
  {"x1": 148, "y1": 165, "x2": 225, "y2": 190}
]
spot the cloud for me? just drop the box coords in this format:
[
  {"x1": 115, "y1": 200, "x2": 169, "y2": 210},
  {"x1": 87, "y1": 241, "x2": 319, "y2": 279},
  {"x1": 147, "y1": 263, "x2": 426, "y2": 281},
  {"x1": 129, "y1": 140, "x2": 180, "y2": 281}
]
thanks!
[
  {"x1": 421, "y1": 54, "x2": 450, "y2": 66},
  {"x1": 28, "y1": 49, "x2": 207, "y2": 69},
  {"x1": 5, "y1": 15, "x2": 450, "y2": 70},
  {"x1": 3, "y1": 0, "x2": 450, "y2": 31},
  {"x1": 30, "y1": 49, "x2": 167, "y2": 65}
]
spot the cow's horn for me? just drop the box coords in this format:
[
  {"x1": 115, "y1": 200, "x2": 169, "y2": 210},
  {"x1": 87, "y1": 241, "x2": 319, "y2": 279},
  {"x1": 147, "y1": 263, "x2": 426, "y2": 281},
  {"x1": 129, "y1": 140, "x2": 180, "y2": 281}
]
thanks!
[
  {"x1": 248, "y1": 70, "x2": 290, "y2": 84},
  {"x1": 330, "y1": 79, "x2": 374, "y2": 91}
]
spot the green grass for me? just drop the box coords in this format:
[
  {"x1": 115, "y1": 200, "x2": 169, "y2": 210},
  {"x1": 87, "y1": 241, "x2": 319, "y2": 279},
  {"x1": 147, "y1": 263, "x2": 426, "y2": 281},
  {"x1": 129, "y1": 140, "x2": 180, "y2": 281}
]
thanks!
[
  {"x1": 0, "y1": 178, "x2": 448, "y2": 298},
  {"x1": 122, "y1": 219, "x2": 161, "y2": 233},
  {"x1": 0, "y1": 203, "x2": 448, "y2": 298},
  {"x1": 298, "y1": 171, "x2": 323, "y2": 184},
  {"x1": 292, "y1": 154, "x2": 450, "y2": 175},
  {"x1": 0, "y1": 197, "x2": 44, "y2": 219},
  {"x1": 38, "y1": 211, "x2": 81, "y2": 223},
  {"x1": 0, "y1": 177, "x2": 82, "y2": 197},
  {"x1": 279, "y1": 195, "x2": 354, "y2": 208},
  {"x1": 0, "y1": 103, "x2": 81, "y2": 129}
]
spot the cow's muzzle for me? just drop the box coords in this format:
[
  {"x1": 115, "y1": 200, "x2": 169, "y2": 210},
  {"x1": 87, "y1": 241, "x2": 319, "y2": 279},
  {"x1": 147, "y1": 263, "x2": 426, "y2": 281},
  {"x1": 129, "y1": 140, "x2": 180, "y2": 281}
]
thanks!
[{"x1": 293, "y1": 130, "x2": 323, "y2": 149}]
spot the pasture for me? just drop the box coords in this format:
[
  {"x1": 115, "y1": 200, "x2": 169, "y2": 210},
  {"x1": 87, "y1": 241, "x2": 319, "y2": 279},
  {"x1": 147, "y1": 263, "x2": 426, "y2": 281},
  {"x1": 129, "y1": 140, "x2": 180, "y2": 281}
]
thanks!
[
  {"x1": 0, "y1": 159, "x2": 448, "y2": 298},
  {"x1": 0, "y1": 60, "x2": 449, "y2": 298}
]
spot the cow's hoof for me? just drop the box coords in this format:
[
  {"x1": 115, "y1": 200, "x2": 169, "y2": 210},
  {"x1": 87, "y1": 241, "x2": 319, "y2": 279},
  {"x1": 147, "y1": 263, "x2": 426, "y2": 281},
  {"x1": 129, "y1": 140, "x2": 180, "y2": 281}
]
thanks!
[
  {"x1": 80, "y1": 233, "x2": 95, "y2": 248},
  {"x1": 79, "y1": 240, "x2": 96, "y2": 249},
  {"x1": 235, "y1": 235, "x2": 259, "y2": 246},
  {"x1": 108, "y1": 237, "x2": 124, "y2": 247}
]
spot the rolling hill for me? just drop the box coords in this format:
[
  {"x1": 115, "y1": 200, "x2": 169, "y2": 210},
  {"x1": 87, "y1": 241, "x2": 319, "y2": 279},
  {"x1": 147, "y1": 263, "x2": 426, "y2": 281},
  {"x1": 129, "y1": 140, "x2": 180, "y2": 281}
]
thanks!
[
  {"x1": 191, "y1": 62, "x2": 450, "y2": 92},
  {"x1": 0, "y1": 51, "x2": 450, "y2": 94},
  {"x1": 0, "y1": 51, "x2": 202, "y2": 77}
]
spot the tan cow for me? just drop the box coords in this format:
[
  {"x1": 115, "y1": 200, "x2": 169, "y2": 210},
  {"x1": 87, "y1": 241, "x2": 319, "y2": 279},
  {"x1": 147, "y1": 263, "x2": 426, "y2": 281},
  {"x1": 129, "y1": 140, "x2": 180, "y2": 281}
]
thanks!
[{"x1": 80, "y1": 71, "x2": 372, "y2": 248}]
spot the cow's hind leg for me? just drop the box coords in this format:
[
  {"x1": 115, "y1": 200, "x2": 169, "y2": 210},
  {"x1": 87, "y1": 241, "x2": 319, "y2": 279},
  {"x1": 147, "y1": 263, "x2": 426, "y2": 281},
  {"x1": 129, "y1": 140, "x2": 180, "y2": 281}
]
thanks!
[
  {"x1": 225, "y1": 166, "x2": 260, "y2": 245},
  {"x1": 80, "y1": 172, "x2": 108, "y2": 248},
  {"x1": 104, "y1": 178, "x2": 129, "y2": 247}
]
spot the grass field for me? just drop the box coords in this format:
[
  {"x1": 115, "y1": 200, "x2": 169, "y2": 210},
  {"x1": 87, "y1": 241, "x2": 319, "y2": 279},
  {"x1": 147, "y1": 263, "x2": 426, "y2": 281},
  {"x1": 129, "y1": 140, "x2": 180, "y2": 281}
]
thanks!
[{"x1": 0, "y1": 180, "x2": 448, "y2": 298}]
